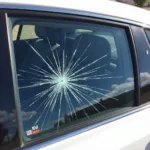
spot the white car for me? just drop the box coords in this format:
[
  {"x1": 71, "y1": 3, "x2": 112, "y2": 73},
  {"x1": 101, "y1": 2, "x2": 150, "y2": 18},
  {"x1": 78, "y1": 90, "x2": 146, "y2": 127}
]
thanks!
[{"x1": 0, "y1": 0, "x2": 150, "y2": 150}]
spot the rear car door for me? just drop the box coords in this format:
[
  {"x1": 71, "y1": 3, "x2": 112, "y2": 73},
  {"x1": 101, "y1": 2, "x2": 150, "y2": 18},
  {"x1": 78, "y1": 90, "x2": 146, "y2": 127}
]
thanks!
[{"x1": 0, "y1": 7, "x2": 150, "y2": 150}]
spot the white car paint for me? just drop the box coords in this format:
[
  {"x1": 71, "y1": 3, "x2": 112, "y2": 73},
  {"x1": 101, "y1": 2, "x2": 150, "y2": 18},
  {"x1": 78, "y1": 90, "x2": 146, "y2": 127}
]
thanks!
[
  {"x1": 1, "y1": 0, "x2": 150, "y2": 26},
  {"x1": 27, "y1": 104, "x2": 150, "y2": 150}
]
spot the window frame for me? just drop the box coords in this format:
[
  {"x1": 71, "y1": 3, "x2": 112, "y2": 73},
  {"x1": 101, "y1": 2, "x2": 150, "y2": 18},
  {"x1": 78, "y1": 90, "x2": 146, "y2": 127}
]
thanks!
[
  {"x1": 139, "y1": 28, "x2": 150, "y2": 104},
  {"x1": 0, "y1": 9, "x2": 140, "y2": 149},
  {"x1": 17, "y1": 24, "x2": 23, "y2": 40},
  {"x1": 0, "y1": 11, "x2": 21, "y2": 149}
]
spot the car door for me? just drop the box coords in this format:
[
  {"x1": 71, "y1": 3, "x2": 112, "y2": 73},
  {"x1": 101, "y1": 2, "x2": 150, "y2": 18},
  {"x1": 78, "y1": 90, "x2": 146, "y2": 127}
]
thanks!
[{"x1": 0, "y1": 7, "x2": 150, "y2": 150}]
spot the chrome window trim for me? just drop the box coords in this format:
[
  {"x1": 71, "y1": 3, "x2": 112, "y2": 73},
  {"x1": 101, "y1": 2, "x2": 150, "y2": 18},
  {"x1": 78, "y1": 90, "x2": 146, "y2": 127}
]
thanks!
[
  {"x1": 25, "y1": 103, "x2": 150, "y2": 150},
  {"x1": 0, "y1": 3, "x2": 150, "y2": 28}
]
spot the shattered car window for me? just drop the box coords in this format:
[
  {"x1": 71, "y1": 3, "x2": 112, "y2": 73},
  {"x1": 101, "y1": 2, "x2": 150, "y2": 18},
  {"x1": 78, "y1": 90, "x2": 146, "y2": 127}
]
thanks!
[{"x1": 10, "y1": 18, "x2": 134, "y2": 142}]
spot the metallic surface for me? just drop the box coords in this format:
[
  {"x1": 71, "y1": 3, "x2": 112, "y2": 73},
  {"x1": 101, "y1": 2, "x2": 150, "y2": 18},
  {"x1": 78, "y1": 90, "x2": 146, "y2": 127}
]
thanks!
[
  {"x1": 26, "y1": 103, "x2": 150, "y2": 150},
  {"x1": 0, "y1": 3, "x2": 149, "y2": 28}
]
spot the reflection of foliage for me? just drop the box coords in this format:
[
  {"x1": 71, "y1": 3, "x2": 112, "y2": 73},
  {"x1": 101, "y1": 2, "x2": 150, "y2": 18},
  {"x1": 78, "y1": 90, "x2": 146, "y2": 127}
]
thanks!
[
  {"x1": 134, "y1": 0, "x2": 149, "y2": 7},
  {"x1": 54, "y1": 120, "x2": 64, "y2": 128},
  {"x1": 54, "y1": 114, "x2": 72, "y2": 128},
  {"x1": 53, "y1": 88, "x2": 134, "y2": 128},
  {"x1": 0, "y1": 130, "x2": 20, "y2": 150},
  {"x1": 0, "y1": 123, "x2": 8, "y2": 147}
]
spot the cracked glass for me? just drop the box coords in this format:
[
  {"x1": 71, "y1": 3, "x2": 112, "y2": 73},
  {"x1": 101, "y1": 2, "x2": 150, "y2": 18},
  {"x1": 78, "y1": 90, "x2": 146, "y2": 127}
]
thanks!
[{"x1": 10, "y1": 17, "x2": 134, "y2": 142}]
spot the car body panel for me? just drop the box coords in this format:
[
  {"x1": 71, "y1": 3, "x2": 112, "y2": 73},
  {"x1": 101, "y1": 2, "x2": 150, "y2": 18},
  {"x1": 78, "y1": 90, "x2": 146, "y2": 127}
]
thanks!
[
  {"x1": 0, "y1": 0, "x2": 150, "y2": 27},
  {"x1": 26, "y1": 104, "x2": 150, "y2": 150},
  {"x1": 0, "y1": 1, "x2": 150, "y2": 150}
]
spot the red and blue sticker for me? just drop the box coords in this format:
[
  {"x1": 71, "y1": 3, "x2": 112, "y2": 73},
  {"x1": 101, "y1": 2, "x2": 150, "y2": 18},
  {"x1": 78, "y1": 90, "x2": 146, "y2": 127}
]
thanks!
[{"x1": 26, "y1": 125, "x2": 40, "y2": 136}]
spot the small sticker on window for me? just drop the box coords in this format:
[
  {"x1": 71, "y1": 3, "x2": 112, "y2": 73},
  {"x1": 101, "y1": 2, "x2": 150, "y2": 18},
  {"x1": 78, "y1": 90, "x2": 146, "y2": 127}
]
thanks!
[
  {"x1": 32, "y1": 125, "x2": 38, "y2": 130},
  {"x1": 31, "y1": 125, "x2": 40, "y2": 135},
  {"x1": 32, "y1": 129, "x2": 40, "y2": 135},
  {"x1": 26, "y1": 125, "x2": 40, "y2": 136},
  {"x1": 26, "y1": 130, "x2": 32, "y2": 136}
]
